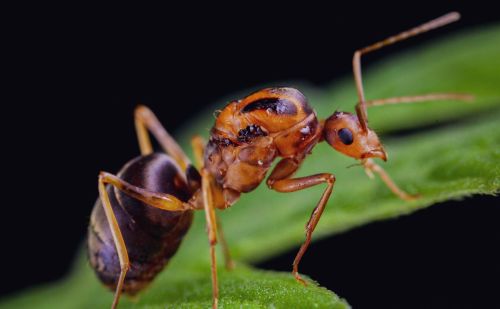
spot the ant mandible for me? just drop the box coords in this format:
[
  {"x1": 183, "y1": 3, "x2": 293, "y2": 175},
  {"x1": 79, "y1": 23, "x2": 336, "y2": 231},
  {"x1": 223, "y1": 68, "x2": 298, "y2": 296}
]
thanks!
[{"x1": 87, "y1": 12, "x2": 472, "y2": 309}]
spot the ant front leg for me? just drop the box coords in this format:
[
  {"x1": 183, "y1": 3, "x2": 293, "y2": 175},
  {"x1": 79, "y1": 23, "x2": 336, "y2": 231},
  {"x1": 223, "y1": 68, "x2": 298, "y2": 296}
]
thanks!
[
  {"x1": 97, "y1": 172, "x2": 192, "y2": 309},
  {"x1": 362, "y1": 158, "x2": 419, "y2": 201},
  {"x1": 267, "y1": 158, "x2": 335, "y2": 285}
]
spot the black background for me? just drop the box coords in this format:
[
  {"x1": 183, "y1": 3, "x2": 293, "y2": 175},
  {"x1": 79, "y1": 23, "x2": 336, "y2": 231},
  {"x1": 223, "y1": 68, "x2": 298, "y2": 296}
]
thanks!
[{"x1": 2, "y1": 3, "x2": 499, "y2": 308}]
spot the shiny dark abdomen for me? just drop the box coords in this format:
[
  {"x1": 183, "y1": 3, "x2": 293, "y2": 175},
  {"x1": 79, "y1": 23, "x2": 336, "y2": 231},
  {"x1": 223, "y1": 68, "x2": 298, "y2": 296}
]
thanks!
[{"x1": 87, "y1": 153, "x2": 193, "y2": 295}]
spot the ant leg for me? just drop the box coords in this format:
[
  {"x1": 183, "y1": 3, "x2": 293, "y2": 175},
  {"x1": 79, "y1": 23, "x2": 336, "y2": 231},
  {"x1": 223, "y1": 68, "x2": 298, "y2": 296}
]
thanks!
[
  {"x1": 352, "y1": 12, "x2": 460, "y2": 130},
  {"x1": 364, "y1": 93, "x2": 474, "y2": 107},
  {"x1": 100, "y1": 172, "x2": 193, "y2": 211},
  {"x1": 98, "y1": 175, "x2": 129, "y2": 309},
  {"x1": 98, "y1": 172, "x2": 192, "y2": 308},
  {"x1": 217, "y1": 217, "x2": 235, "y2": 270},
  {"x1": 267, "y1": 159, "x2": 336, "y2": 285},
  {"x1": 191, "y1": 135, "x2": 205, "y2": 169},
  {"x1": 363, "y1": 159, "x2": 419, "y2": 201},
  {"x1": 192, "y1": 135, "x2": 235, "y2": 270},
  {"x1": 134, "y1": 105, "x2": 192, "y2": 170},
  {"x1": 201, "y1": 168, "x2": 219, "y2": 309}
]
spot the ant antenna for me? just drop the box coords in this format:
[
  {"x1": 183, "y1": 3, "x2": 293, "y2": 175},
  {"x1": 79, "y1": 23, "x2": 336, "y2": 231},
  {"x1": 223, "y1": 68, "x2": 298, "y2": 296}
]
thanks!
[{"x1": 353, "y1": 12, "x2": 461, "y2": 131}]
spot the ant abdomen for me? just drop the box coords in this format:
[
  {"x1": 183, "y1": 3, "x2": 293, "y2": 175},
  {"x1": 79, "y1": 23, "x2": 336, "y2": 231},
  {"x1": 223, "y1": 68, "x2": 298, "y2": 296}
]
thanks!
[{"x1": 88, "y1": 153, "x2": 193, "y2": 295}]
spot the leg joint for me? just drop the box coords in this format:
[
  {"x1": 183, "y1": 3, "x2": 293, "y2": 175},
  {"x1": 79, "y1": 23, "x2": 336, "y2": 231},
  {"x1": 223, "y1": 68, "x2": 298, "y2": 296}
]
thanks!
[
  {"x1": 121, "y1": 262, "x2": 130, "y2": 271},
  {"x1": 98, "y1": 171, "x2": 108, "y2": 181},
  {"x1": 134, "y1": 104, "x2": 151, "y2": 119},
  {"x1": 98, "y1": 171, "x2": 115, "y2": 184},
  {"x1": 325, "y1": 173, "x2": 335, "y2": 184},
  {"x1": 353, "y1": 50, "x2": 361, "y2": 61}
]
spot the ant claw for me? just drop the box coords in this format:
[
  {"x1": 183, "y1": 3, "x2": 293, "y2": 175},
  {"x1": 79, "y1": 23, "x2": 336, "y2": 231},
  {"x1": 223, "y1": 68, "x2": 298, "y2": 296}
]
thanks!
[
  {"x1": 293, "y1": 272, "x2": 308, "y2": 286},
  {"x1": 402, "y1": 193, "x2": 421, "y2": 201}
]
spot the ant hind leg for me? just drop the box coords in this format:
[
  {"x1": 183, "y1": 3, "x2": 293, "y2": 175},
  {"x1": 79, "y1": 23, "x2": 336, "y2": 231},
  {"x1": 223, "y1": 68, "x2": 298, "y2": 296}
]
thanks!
[
  {"x1": 134, "y1": 105, "x2": 192, "y2": 171},
  {"x1": 97, "y1": 171, "x2": 193, "y2": 308},
  {"x1": 98, "y1": 174, "x2": 130, "y2": 309}
]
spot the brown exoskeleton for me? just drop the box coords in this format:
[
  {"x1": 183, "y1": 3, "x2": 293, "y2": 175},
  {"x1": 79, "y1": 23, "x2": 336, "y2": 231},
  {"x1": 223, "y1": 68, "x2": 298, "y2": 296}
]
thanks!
[{"x1": 87, "y1": 12, "x2": 473, "y2": 309}]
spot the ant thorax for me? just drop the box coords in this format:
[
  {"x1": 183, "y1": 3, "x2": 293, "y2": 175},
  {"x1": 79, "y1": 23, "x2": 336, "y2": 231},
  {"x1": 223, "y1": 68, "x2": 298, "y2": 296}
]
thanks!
[{"x1": 202, "y1": 87, "x2": 321, "y2": 208}]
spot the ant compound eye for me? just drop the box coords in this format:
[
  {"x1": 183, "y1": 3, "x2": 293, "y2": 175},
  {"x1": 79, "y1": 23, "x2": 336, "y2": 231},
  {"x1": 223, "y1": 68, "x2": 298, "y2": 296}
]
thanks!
[{"x1": 338, "y1": 128, "x2": 353, "y2": 145}]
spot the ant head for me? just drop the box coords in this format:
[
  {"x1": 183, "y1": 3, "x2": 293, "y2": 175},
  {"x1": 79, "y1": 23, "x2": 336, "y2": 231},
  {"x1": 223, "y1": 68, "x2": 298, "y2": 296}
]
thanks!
[{"x1": 323, "y1": 111, "x2": 387, "y2": 161}]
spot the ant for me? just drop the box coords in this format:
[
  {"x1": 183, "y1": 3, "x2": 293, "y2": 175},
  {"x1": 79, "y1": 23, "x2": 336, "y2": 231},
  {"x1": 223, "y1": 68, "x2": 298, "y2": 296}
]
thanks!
[{"x1": 87, "y1": 12, "x2": 472, "y2": 309}]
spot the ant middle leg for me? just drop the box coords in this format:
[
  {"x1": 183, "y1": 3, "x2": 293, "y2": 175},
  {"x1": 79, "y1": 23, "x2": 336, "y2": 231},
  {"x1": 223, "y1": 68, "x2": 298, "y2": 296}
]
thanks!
[
  {"x1": 192, "y1": 135, "x2": 235, "y2": 270},
  {"x1": 267, "y1": 158, "x2": 336, "y2": 285},
  {"x1": 201, "y1": 168, "x2": 219, "y2": 309},
  {"x1": 216, "y1": 218, "x2": 236, "y2": 270}
]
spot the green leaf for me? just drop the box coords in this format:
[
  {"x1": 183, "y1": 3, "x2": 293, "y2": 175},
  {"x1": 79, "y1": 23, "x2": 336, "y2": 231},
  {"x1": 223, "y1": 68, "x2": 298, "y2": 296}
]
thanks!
[
  {"x1": 0, "y1": 254, "x2": 347, "y2": 309},
  {"x1": 2, "y1": 25, "x2": 499, "y2": 309}
]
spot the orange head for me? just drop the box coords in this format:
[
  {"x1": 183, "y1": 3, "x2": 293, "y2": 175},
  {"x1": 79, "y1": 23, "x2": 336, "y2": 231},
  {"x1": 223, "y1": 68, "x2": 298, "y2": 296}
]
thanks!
[{"x1": 323, "y1": 111, "x2": 387, "y2": 161}]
